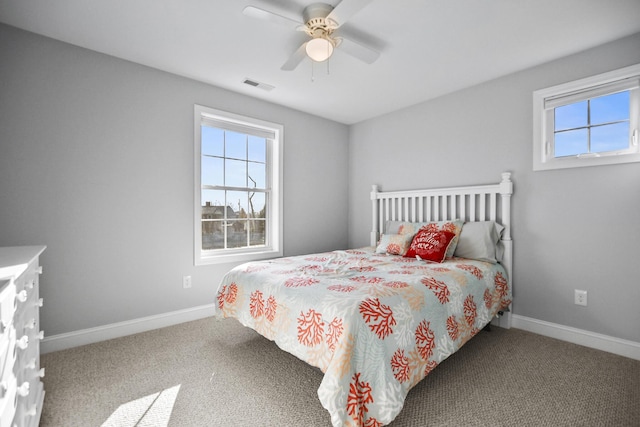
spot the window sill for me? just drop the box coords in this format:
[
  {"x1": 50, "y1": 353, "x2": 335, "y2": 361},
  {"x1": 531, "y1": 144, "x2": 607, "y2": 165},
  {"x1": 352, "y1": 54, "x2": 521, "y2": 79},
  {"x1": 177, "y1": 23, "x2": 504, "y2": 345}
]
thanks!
[
  {"x1": 533, "y1": 151, "x2": 640, "y2": 171},
  {"x1": 195, "y1": 248, "x2": 283, "y2": 266}
]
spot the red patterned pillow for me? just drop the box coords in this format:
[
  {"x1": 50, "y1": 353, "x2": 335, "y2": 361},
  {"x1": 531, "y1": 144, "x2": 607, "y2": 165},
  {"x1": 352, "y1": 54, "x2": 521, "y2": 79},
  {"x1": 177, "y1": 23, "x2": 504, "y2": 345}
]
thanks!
[
  {"x1": 390, "y1": 219, "x2": 464, "y2": 258},
  {"x1": 404, "y1": 230, "x2": 456, "y2": 262}
]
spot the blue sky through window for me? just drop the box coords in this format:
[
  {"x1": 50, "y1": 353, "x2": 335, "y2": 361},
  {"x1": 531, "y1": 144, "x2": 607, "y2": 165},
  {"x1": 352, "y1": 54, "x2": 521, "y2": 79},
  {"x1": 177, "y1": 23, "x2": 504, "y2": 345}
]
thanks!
[{"x1": 554, "y1": 91, "x2": 630, "y2": 157}]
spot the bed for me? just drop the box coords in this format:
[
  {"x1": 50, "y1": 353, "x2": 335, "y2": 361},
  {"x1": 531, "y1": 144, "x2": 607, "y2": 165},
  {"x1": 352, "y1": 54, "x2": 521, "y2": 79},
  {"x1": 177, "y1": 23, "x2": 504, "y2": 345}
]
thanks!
[{"x1": 214, "y1": 173, "x2": 513, "y2": 426}]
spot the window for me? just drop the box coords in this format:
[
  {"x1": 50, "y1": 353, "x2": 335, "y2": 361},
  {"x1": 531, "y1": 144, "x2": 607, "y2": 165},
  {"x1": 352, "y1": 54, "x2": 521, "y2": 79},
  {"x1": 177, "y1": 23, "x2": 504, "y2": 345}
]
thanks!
[
  {"x1": 194, "y1": 105, "x2": 283, "y2": 265},
  {"x1": 533, "y1": 64, "x2": 640, "y2": 171}
]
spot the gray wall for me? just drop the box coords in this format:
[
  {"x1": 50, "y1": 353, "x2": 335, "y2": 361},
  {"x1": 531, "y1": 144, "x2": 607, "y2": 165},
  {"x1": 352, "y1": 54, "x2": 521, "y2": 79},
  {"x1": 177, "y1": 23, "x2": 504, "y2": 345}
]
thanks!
[
  {"x1": 3, "y1": 21, "x2": 639, "y2": 345},
  {"x1": 0, "y1": 24, "x2": 349, "y2": 336},
  {"x1": 348, "y1": 32, "x2": 640, "y2": 343}
]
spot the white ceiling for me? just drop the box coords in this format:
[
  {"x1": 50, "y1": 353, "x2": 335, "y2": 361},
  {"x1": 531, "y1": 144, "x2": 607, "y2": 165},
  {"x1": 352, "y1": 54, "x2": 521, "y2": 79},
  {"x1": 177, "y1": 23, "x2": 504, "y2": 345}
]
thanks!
[{"x1": 2, "y1": 0, "x2": 640, "y2": 124}]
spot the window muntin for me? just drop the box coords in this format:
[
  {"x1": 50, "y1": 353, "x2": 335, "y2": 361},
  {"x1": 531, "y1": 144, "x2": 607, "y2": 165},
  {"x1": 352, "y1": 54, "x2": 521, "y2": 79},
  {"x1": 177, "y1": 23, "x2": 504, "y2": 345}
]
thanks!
[
  {"x1": 194, "y1": 105, "x2": 283, "y2": 265},
  {"x1": 533, "y1": 64, "x2": 640, "y2": 171}
]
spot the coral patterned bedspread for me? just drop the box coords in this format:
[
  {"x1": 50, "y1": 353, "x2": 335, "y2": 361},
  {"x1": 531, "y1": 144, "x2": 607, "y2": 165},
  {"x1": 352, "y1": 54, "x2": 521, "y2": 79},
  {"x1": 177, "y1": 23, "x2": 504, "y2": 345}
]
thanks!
[{"x1": 214, "y1": 247, "x2": 511, "y2": 427}]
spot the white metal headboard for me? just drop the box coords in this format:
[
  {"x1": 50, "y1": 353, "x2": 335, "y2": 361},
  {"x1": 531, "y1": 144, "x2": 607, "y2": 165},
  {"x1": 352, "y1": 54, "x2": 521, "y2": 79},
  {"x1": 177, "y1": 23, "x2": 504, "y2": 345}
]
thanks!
[{"x1": 370, "y1": 172, "x2": 513, "y2": 326}]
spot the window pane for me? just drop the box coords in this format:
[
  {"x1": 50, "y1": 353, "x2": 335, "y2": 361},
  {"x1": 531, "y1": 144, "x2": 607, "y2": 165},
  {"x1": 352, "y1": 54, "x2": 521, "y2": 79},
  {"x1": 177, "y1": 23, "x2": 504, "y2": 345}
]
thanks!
[
  {"x1": 227, "y1": 191, "x2": 248, "y2": 219},
  {"x1": 201, "y1": 189, "x2": 226, "y2": 251},
  {"x1": 248, "y1": 192, "x2": 266, "y2": 219},
  {"x1": 225, "y1": 159, "x2": 247, "y2": 187},
  {"x1": 201, "y1": 156, "x2": 223, "y2": 186},
  {"x1": 249, "y1": 193, "x2": 267, "y2": 246},
  {"x1": 250, "y1": 220, "x2": 266, "y2": 246},
  {"x1": 202, "y1": 222, "x2": 224, "y2": 250},
  {"x1": 249, "y1": 192, "x2": 266, "y2": 246},
  {"x1": 555, "y1": 101, "x2": 587, "y2": 131},
  {"x1": 227, "y1": 191, "x2": 248, "y2": 249},
  {"x1": 248, "y1": 162, "x2": 266, "y2": 189},
  {"x1": 201, "y1": 189, "x2": 225, "y2": 209},
  {"x1": 225, "y1": 131, "x2": 246, "y2": 160},
  {"x1": 591, "y1": 91, "x2": 630, "y2": 125},
  {"x1": 248, "y1": 136, "x2": 266, "y2": 162},
  {"x1": 202, "y1": 126, "x2": 224, "y2": 156},
  {"x1": 591, "y1": 122, "x2": 629, "y2": 153},
  {"x1": 555, "y1": 128, "x2": 588, "y2": 157},
  {"x1": 226, "y1": 220, "x2": 246, "y2": 248}
]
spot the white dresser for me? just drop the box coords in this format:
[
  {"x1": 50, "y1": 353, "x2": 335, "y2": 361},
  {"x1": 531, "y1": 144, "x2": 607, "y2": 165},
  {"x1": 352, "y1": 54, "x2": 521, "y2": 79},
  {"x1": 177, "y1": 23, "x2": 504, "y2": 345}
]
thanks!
[{"x1": 0, "y1": 246, "x2": 46, "y2": 427}]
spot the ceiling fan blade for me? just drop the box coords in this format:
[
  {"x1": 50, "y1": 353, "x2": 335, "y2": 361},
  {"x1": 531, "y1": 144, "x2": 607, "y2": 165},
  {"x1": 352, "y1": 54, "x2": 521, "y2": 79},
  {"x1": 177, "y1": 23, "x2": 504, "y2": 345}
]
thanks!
[
  {"x1": 326, "y1": 0, "x2": 373, "y2": 28},
  {"x1": 281, "y1": 43, "x2": 308, "y2": 71},
  {"x1": 243, "y1": 6, "x2": 303, "y2": 31},
  {"x1": 337, "y1": 37, "x2": 380, "y2": 64}
]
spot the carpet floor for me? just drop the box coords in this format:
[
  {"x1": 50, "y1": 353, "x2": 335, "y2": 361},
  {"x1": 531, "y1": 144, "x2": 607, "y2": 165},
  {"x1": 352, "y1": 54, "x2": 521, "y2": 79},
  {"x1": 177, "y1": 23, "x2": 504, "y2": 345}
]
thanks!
[{"x1": 40, "y1": 317, "x2": 639, "y2": 426}]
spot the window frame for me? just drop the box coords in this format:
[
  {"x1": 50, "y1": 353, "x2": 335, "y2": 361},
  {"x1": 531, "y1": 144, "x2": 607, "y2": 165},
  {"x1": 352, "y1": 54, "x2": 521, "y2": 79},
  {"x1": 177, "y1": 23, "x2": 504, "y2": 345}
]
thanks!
[
  {"x1": 533, "y1": 63, "x2": 640, "y2": 171},
  {"x1": 194, "y1": 105, "x2": 284, "y2": 265}
]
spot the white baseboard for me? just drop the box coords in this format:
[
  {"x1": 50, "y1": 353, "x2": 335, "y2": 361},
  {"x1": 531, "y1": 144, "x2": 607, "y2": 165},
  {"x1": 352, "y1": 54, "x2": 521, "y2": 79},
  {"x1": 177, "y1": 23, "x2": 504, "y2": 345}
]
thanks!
[
  {"x1": 41, "y1": 303, "x2": 216, "y2": 354},
  {"x1": 41, "y1": 308, "x2": 640, "y2": 361},
  {"x1": 512, "y1": 314, "x2": 640, "y2": 361}
]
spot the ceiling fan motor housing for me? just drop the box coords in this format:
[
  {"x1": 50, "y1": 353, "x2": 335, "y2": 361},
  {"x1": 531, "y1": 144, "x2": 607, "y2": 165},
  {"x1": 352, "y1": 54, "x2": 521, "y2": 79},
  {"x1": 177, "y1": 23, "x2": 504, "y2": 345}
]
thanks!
[
  {"x1": 303, "y1": 2, "x2": 337, "y2": 46},
  {"x1": 303, "y1": 3, "x2": 335, "y2": 29}
]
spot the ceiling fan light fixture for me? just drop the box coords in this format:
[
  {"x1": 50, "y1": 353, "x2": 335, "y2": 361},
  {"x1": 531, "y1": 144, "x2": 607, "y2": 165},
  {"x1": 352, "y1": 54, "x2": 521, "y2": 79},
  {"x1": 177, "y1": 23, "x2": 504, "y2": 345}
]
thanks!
[{"x1": 305, "y1": 37, "x2": 334, "y2": 62}]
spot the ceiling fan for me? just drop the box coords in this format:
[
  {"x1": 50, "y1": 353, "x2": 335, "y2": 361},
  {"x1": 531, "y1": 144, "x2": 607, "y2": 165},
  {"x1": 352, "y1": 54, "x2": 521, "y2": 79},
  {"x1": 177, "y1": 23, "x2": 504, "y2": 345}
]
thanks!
[{"x1": 243, "y1": 0, "x2": 380, "y2": 71}]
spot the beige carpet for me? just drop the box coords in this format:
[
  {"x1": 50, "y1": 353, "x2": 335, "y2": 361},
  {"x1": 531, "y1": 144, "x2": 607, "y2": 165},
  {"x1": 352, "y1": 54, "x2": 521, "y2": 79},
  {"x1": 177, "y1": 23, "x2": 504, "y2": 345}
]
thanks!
[{"x1": 40, "y1": 317, "x2": 639, "y2": 426}]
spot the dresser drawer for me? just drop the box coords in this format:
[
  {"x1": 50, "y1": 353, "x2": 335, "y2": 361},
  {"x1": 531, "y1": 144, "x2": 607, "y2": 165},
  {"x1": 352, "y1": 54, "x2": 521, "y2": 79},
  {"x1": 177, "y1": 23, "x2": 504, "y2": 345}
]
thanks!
[
  {"x1": 0, "y1": 246, "x2": 45, "y2": 427},
  {"x1": 0, "y1": 373, "x2": 17, "y2": 427},
  {"x1": 0, "y1": 327, "x2": 16, "y2": 382}
]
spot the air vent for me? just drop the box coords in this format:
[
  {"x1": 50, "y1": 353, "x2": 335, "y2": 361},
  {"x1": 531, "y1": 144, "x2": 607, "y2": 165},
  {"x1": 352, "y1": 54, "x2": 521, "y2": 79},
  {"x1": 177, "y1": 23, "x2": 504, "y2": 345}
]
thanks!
[{"x1": 243, "y1": 78, "x2": 275, "y2": 92}]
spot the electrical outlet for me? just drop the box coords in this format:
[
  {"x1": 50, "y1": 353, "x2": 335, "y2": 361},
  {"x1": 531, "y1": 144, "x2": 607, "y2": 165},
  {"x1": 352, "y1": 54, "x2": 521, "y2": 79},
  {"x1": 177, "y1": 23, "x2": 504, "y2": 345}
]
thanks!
[
  {"x1": 574, "y1": 289, "x2": 587, "y2": 306},
  {"x1": 183, "y1": 275, "x2": 192, "y2": 289}
]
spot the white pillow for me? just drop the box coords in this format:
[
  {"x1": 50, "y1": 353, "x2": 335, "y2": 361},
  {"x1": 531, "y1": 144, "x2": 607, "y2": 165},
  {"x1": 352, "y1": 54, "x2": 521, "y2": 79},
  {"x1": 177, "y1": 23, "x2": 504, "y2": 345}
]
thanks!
[{"x1": 453, "y1": 221, "x2": 505, "y2": 263}]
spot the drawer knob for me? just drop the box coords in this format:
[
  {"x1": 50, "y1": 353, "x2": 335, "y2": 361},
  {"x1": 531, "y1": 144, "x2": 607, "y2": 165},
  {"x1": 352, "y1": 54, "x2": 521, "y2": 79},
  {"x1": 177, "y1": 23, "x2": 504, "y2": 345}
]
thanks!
[
  {"x1": 37, "y1": 266, "x2": 43, "y2": 275},
  {"x1": 16, "y1": 290, "x2": 28, "y2": 303},
  {"x1": 26, "y1": 280, "x2": 34, "y2": 289},
  {"x1": 26, "y1": 404, "x2": 37, "y2": 417},
  {"x1": 36, "y1": 298, "x2": 44, "y2": 308},
  {"x1": 25, "y1": 319, "x2": 36, "y2": 329},
  {"x1": 17, "y1": 381, "x2": 29, "y2": 397},
  {"x1": 37, "y1": 368, "x2": 45, "y2": 378},
  {"x1": 17, "y1": 335, "x2": 29, "y2": 350},
  {"x1": 36, "y1": 331, "x2": 44, "y2": 340}
]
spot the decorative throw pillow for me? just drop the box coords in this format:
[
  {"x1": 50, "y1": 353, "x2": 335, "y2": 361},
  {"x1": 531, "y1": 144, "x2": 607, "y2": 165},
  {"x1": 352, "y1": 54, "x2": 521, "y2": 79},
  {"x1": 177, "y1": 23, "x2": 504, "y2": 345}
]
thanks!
[
  {"x1": 375, "y1": 233, "x2": 414, "y2": 256},
  {"x1": 404, "y1": 230, "x2": 456, "y2": 262},
  {"x1": 387, "y1": 219, "x2": 464, "y2": 258}
]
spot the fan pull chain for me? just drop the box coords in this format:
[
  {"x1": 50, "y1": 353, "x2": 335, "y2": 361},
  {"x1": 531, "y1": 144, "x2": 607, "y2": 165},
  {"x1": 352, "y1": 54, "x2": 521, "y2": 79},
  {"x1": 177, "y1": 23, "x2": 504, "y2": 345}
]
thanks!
[
  {"x1": 325, "y1": 40, "x2": 331, "y2": 75},
  {"x1": 310, "y1": 57, "x2": 330, "y2": 82}
]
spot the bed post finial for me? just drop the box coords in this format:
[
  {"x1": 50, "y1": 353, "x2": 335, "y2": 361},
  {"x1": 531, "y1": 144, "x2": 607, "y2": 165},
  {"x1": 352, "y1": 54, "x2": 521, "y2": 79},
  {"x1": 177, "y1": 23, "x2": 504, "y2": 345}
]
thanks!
[
  {"x1": 371, "y1": 185, "x2": 379, "y2": 247},
  {"x1": 500, "y1": 172, "x2": 512, "y2": 192}
]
